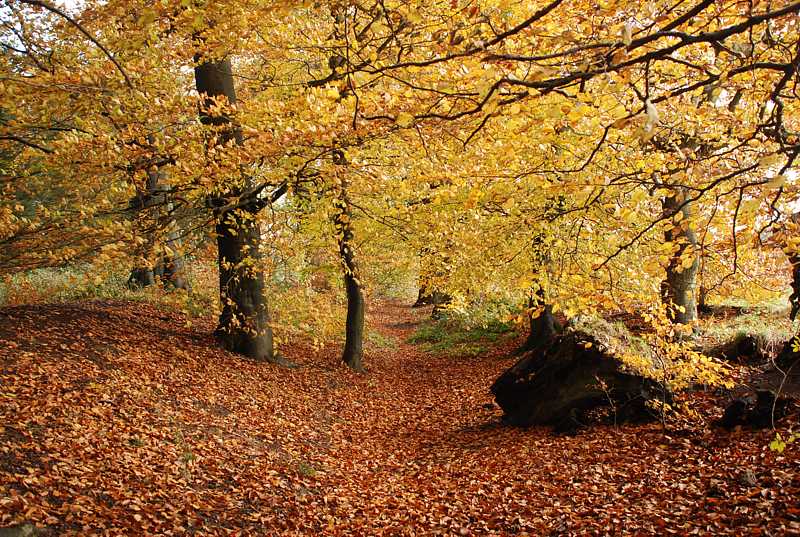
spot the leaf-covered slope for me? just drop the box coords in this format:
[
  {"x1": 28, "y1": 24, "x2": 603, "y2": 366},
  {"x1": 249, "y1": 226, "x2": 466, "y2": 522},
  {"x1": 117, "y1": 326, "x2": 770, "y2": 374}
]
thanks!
[{"x1": 1, "y1": 301, "x2": 798, "y2": 535}]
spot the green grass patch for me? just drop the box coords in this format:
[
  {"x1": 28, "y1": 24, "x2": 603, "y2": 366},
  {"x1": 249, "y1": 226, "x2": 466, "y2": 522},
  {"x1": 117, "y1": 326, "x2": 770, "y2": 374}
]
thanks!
[
  {"x1": 297, "y1": 461, "x2": 318, "y2": 477},
  {"x1": 407, "y1": 318, "x2": 515, "y2": 357},
  {"x1": 366, "y1": 329, "x2": 399, "y2": 351},
  {"x1": 698, "y1": 310, "x2": 795, "y2": 359}
]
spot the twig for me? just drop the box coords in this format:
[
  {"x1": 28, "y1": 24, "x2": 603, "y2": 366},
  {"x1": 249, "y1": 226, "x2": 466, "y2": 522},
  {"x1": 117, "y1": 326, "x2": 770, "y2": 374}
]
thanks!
[{"x1": 16, "y1": 0, "x2": 133, "y2": 88}]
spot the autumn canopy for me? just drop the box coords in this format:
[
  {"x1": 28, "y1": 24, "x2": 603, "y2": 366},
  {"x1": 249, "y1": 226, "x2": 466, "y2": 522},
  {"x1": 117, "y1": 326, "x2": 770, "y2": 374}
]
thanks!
[{"x1": 1, "y1": 0, "x2": 800, "y2": 533}]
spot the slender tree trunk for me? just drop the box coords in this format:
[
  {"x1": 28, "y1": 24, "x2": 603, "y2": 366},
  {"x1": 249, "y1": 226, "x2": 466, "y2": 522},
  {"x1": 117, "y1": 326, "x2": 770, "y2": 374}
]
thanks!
[
  {"x1": 129, "y1": 266, "x2": 156, "y2": 288},
  {"x1": 159, "y1": 177, "x2": 189, "y2": 291},
  {"x1": 413, "y1": 249, "x2": 450, "y2": 316},
  {"x1": 161, "y1": 222, "x2": 189, "y2": 291},
  {"x1": 334, "y1": 175, "x2": 365, "y2": 371},
  {"x1": 413, "y1": 249, "x2": 434, "y2": 307},
  {"x1": 514, "y1": 226, "x2": 561, "y2": 354},
  {"x1": 430, "y1": 290, "x2": 451, "y2": 319},
  {"x1": 194, "y1": 57, "x2": 276, "y2": 361},
  {"x1": 786, "y1": 213, "x2": 800, "y2": 321},
  {"x1": 128, "y1": 168, "x2": 163, "y2": 289},
  {"x1": 661, "y1": 189, "x2": 699, "y2": 324}
]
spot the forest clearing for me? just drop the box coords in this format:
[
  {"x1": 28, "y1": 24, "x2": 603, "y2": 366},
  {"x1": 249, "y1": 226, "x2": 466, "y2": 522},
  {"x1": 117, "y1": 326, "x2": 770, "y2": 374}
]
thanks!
[{"x1": 2, "y1": 0, "x2": 800, "y2": 534}]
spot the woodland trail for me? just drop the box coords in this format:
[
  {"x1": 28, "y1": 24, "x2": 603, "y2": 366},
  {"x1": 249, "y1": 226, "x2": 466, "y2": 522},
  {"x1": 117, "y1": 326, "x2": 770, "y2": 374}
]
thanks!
[{"x1": 0, "y1": 300, "x2": 798, "y2": 536}]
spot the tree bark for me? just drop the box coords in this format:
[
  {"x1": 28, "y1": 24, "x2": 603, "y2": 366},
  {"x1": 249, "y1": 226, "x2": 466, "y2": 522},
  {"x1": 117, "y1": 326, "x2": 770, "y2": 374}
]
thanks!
[
  {"x1": 334, "y1": 175, "x2": 365, "y2": 371},
  {"x1": 515, "y1": 288, "x2": 561, "y2": 355},
  {"x1": 128, "y1": 166, "x2": 162, "y2": 288},
  {"x1": 128, "y1": 266, "x2": 156, "y2": 288},
  {"x1": 214, "y1": 208, "x2": 274, "y2": 360},
  {"x1": 787, "y1": 213, "x2": 800, "y2": 321},
  {"x1": 515, "y1": 226, "x2": 560, "y2": 354},
  {"x1": 661, "y1": 189, "x2": 699, "y2": 324},
  {"x1": 430, "y1": 290, "x2": 451, "y2": 319},
  {"x1": 194, "y1": 57, "x2": 276, "y2": 361},
  {"x1": 412, "y1": 283, "x2": 434, "y2": 307},
  {"x1": 161, "y1": 221, "x2": 189, "y2": 291},
  {"x1": 128, "y1": 164, "x2": 189, "y2": 291},
  {"x1": 493, "y1": 331, "x2": 668, "y2": 430}
]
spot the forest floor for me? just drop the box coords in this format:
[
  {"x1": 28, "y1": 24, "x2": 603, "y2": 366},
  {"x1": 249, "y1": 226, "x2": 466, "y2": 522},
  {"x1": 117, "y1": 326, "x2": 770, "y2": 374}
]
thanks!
[{"x1": 1, "y1": 300, "x2": 799, "y2": 536}]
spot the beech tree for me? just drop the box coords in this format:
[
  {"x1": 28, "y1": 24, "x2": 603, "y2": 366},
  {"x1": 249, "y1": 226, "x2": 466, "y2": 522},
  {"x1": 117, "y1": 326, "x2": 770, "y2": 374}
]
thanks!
[
  {"x1": 1, "y1": 0, "x2": 798, "y2": 383},
  {"x1": 332, "y1": 166, "x2": 365, "y2": 371}
]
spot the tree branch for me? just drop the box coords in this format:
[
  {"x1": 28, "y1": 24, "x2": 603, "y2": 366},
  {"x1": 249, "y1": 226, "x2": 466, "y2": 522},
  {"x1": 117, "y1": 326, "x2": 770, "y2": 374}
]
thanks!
[{"x1": 15, "y1": 0, "x2": 133, "y2": 88}]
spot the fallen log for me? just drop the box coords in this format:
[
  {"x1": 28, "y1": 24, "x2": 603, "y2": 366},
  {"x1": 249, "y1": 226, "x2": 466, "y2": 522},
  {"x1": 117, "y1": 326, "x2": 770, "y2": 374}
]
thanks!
[
  {"x1": 491, "y1": 329, "x2": 669, "y2": 431},
  {"x1": 718, "y1": 339, "x2": 800, "y2": 429},
  {"x1": 709, "y1": 333, "x2": 767, "y2": 365}
]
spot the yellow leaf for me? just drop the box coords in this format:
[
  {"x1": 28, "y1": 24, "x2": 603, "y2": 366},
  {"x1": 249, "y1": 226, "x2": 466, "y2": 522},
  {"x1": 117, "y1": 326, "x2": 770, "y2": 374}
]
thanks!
[
  {"x1": 396, "y1": 113, "x2": 414, "y2": 128},
  {"x1": 759, "y1": 154, "x2": 782, "y2": 168},
  {"x1": 766, "y1": 174, "x2": 786, "y2": 189}
]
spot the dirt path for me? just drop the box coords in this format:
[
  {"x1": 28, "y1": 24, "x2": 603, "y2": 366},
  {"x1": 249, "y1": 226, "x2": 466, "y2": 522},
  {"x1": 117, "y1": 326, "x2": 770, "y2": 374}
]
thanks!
[{"x1": 1, "y1": 300, "x2": 798, "y2": 535}]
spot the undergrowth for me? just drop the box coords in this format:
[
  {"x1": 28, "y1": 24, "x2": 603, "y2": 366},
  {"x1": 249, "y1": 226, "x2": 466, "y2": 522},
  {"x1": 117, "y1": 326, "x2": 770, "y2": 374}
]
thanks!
[
  {"x1": 407, "y1": 317, "x2": 514, "y2": 357},
  {"x1": 366, "y1": 329, "x2": 399, "y2": 351},
  {"x1": 0, "y1": 263, "x2": 219, "y2": 321},
  {"x1": 698, "y1": 310, "x2": 796, "y2": 361}
]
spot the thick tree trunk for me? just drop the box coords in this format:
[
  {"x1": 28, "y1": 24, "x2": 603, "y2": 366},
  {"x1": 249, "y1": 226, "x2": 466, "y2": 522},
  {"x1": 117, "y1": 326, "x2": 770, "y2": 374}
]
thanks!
[
  {"x1": 214, "y1": 209, "x2": 274, "y2": 360},
  {"x1": 492, "y1": 331, "x2": 668, "y2": 431},
  {"x1": 195, "y1": 57, "x2": 276, "y2": 361},
  {"x1": 661, "y1": 189, "x2": 699, "y2": 324},
  {"x1": 342, "y1": 268, "x2": 365, "y2": 371},
  {"x1": 334, "y1": 177, "x2": 365, "y2": 371}
]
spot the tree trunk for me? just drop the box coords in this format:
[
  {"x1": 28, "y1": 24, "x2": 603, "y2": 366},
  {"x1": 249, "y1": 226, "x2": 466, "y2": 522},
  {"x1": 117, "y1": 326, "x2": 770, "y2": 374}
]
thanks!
[
  {"x1": 161, "y1": 222, "x2": 189, "y2": 291},
  {"x1": 334, "y1": 176, "x2": 365, "y2": 371},
  {"x1": 789, "y1": 254, "x2": 800, "y2": 321},
  {"x1": 412, "y1": 283, "x2": 434, "y2": 307},
  {"x1": 194, "y1": 57, "x2": 276, "y2": 361},
  {"x1": 128, "y1": 266, "x2": 156, "y2": 288},
  {"x1": 492, "y1": 331, "x2": 668, "y2": 431},
  {"x1": 787, "y1": 213, "x2": 800, "y2": 321},
  {"x1": 128, "y1": 166, "x2": 161, "y2": 288},
  {"x1": 515, "y1": 288, "x2": 561, "y2": 355},
  {"x1": 661, "y1": 189, "x2": 699, "y2": 324},
  {"x1": 515, "y1": 227, "x2": 560, "y2": 354},
  {"x1": 430, "y1": 290, "x2": 451, "y2": 319},
  {"x1": 214, "y1": 209, "x2": 274, "y2": 360},
  {"x1": 779, "y1": 214, "x2": 800, "y2": 370},
  {"x1": 128, "y1": 167, "x2": 189, "y2": 291}
]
